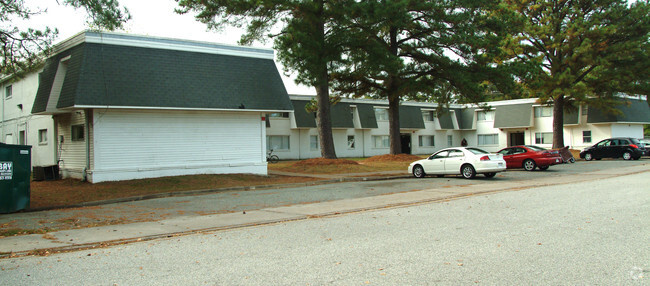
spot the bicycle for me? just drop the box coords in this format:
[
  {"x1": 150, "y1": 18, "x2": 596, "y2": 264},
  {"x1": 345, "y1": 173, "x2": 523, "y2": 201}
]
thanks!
[{"x1": 267, "y1": 149, "x2": 279, "y2": 163}]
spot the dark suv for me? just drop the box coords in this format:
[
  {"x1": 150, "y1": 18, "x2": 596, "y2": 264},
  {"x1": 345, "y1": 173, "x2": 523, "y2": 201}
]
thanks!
[{"x1": 580, "y1": 137, "x2": 646, "y2": 161}]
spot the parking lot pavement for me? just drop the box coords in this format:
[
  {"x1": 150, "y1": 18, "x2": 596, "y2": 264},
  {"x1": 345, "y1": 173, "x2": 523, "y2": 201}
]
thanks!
[{"x1": 0, "y1": 159, "x2": 648, "y2": 257}]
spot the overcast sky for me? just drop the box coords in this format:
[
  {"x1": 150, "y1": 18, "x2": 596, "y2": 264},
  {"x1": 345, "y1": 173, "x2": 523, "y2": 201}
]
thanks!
[{"x1": 23, "y1": 0, "x2": 314, "y2": 94}]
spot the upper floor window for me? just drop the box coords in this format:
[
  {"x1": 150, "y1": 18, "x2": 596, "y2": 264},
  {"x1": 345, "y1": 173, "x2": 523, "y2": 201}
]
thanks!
[
  {"x1": 268, "y1": 112, "x2": 289, "y2": 118},
  {"x1": 422, "y1": 111, "x2": 434, "y2": 122},
  {"x1": 374, "y1": 108, "x2": 388, "y2": 121},
  {"x1": 534, "y1": 106, "x2": 552, "y2": 118},
  {"x1": 477, "y1": 110, "x2": 493, "y2": 121},
  {"x1": 5, "y1": 85, "x2": 12, "y2": 99}
]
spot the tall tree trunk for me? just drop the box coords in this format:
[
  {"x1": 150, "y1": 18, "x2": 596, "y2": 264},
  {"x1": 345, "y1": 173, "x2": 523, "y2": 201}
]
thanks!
[
  {"x1": 314, "y1": 0, "x2": 336, "y2": 159},
  {"x1": 387, "y1": 26, "x2": 401, "y2": 155},
  {"x1": 388, "y1": 94, "x2": 401, "y2": 155},
  {"x1": 552, "y1": 95, "x2": 565, "y2": 149}
]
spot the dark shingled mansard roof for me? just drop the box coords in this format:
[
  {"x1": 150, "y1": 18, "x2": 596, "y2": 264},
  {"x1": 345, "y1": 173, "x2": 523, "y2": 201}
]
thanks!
[
  {"x1": 493, "y1": 103, "x2": 533, "y2": 128},
  {"x1": 32, "y1": 33, "x2": 292, "y2": 114},
  {"x1": 587, "y1": 99, "x2": 650, "y2": 124}
]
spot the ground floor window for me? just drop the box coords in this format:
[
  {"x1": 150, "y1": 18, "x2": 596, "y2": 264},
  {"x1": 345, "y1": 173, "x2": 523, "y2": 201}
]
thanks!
[
  {"x1": 372, "y1": 135, "x2": 390, "y2": 148},
  {"x1": 347, "y1": 135, "x2": 355, "y2": 149},
  {"x1": 478, "y1": 134, "x2": 498, "y2": 145},
  {"x1": 267, "y1": 135, "x2": 290, "y2": 151},
  {"x1": 419, "y1": 135, "x2": 434, "y2": 147},
  {"x1": 535, "y1": 132, "x2": 553, "y2": 144},
  {"x1": 310, "y1": 135, "x2": 319, "y2": 150},
  {"x1": 582, "y1": 130, "x2": 591, "y2": 143},
  {"x1": 447, "y1": 135, "x2": 453, "y2": 147},
  {"x1": 38, "y1": 129, "x2": 48, "y2": 145},
  {"x1": 71, "y1": 124, "x2": 85, "y2": 141}
]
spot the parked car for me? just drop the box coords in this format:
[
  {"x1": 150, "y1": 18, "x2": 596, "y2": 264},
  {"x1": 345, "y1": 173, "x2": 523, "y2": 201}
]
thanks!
[
  {"x1": 639, "y1": 139, "x2": 650, "y2": 156},
  {"x1": 408, "y1": 147, "x2": 506, "y2": 179},
  {"x1": 496, "y1": 145, "x2": 563, "y2": 171},
  {"x1": 579, "y1": 137, "x2": 645, "y2": 161}
]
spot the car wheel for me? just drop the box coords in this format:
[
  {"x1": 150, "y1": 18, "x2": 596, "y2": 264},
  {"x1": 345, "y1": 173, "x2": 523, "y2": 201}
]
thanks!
[
  {"x1": 461, "y1": 164, "x2": 476, "y2": 179},
  {"x1": 584, "y1": 153, "x2": 593, "y2": 161},
  {"x1": 523, "y1": 159, "x2": 537, "y2": 171},
  {"x1": 538, "y1": 166, "x2": 549, "y2": 171},
  {"x1": 623, "y1": 151, "x2": 632, "y2": 160},
  {"x1": 484, "y1": 172, "x2": 496, "y2": 178},
  {"x1": 412, "y1": 165, "x2": 425, "y2": 178}
]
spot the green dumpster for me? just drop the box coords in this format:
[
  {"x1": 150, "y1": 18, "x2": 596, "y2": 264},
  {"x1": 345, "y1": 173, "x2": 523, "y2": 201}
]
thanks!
[{"x1": 0, "y1": 143, "x2": 32, "y2": 213}]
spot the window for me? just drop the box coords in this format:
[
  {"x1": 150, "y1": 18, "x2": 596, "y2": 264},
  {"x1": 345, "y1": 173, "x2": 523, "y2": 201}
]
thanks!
[
  {"x1": 268, "y1": 112, "x2": 289, "y2": 118},
  {"x1": 310, "y1": 135, "x2": 319, "y2": 150},
  {"x1": 4, "y1": 133, "x2": 13, "y2": 144},
  {"x1": 347, "y1": 135, "x2": 355, "y2": 149},
  {"x1": 477, "y1": 111, "x2": 493, "y2": 121},
  {"x1": 582, "y1": 105, "x2": 588, "y2": 115},
  {"x1": 18, "y1": 131, "x2": 25, "y2": 145},
  {"x1": 267, "y1": 135, "x2": 290, "y2": 151},
  {"x1": 419, "y1": 135, "x2": 434, "y2": 147},
  {"x1": 4, "y1": 85, "x2": 11, "y2": 99},
  {"x1": 534, "y1": 107, "x2": 552, "y2": 118},
  {"x1": 372, "y1": 135, "x2": 390, "y2": 148},
  {"x1": 478, "y1": 134, "x2": 498, "y2": 145},
  {"x1": 71, "y1": 125, "x2": 85, "y2": 141},
  {"x1": 422, "y1": 111, "x2": 434, "y2": 122},
  {"x1": 38, "y1": 129, "x2": 48, "y2": 145},
  {"x1": 535, "y1": 132, "x2": 553, "y2": 144},
  {"x1": 447, "y1": 135, "x2": 453, "y2": 147},
  {"x1": 448, "y1": 149, "x2": 464, "y2": 157},
  {"x1": 582, "y1": 131, "x2": 591, "y2": 143},
  {"x1": 374, "y1": 108, "x2": 388, "y2": 121}
]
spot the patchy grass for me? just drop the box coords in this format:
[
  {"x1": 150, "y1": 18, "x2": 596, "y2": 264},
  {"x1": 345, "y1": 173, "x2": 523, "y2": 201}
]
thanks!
[
  {"x1": 30, "y1": 174, "x2": 320, "y2": 209},
  {"x1": 28, "y1": 155, "x2": 423, "y2": 210}
]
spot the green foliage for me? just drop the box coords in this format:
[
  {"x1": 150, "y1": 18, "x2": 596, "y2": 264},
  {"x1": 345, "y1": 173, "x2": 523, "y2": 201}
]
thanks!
[{"x1": 0, "y1": 0, "x2": 130, "y2": 77}]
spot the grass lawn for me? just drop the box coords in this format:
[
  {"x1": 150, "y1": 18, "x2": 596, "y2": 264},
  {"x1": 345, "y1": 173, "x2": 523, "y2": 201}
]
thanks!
[{"x1": 29, "y1": 155, "x2": 423, "y2": 209}]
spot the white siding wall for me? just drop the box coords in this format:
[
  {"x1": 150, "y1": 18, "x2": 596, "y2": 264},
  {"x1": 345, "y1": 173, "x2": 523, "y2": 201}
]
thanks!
[
  {"x1": 90, "y1": 109, "x2": 266, "y2": 183},
  {"x1": 1, "y1": 72, "x2": 57, "y2": 167},
  {"x1": 56, "y1": 112, "x2": 88, "y2": 179},
  {"x1": 610, "y1": 123, "x2": 644, "y2": 139}
]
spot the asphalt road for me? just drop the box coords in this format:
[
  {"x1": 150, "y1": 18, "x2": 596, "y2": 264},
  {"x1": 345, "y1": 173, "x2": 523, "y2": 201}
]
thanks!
[{"x1": 0, "y1": 161, "x2": 648, "y2": 285}]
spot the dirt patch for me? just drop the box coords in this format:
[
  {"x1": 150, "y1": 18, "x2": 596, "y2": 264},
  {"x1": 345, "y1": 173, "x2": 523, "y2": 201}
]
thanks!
[
  {"x1": 364, "y1": 154, "x2": 422, "y2": 162},
  {"x1": 292, "y1": 158, "x2": 359, "y2": 166}
]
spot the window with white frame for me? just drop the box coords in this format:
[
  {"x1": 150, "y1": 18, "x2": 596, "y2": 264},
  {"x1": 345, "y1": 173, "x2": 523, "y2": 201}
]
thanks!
[
  {"x1": 268, "y1": 112, "x2": 289, "y2": 118},
  {"x1": 419, "y1": 135, "x2": 434, "y2": 147},
  {"x1": 535, "y1": 132, "x2": 553, "y2": 144},
  {"x1": 447, "y1": 135, "x2": 453, "y2": 146},
  {"x1": 267, "y1": 135, "x2": 290, "y2": 151},
  {"x1": 422, "y1": 111, "x2": 434, "y2": 122},
  {"x1": 38, "y1": 129, "x2": 48, "y2": 145},
  {"x1": 374, "y1": 108, "x2": 388, "y2": 121},
  {"x1": 372, "y1": 135, "x2": 390, "y2": 148},
  {"x1": 534, "y1": 107, "x2": 553, "y2": 118},
  {"x1": 4, "y1": 85, "x2": 11, "y2": 99},
  {"x1": 71, "y1": 125, "x2": 85, "y2": 141},
  {"x1": 477, "y1": 110, "x2": 493, "y2": 121},
  {"x1": 310, "y1": 135, "x2": 319, "y2": 150},
  {"x1": 478, "y1": 134, "x2": 498, "y2": 145},
  {"x1": 582, "y1": 130, "x2": 592, "y2": 143},
  {"x1": 347, "y1": 135, "x2": 355, "y2": 149}
]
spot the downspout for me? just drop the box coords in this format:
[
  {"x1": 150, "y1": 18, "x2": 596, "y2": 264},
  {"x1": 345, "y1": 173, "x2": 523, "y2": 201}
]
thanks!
[{"x1": 83, "y1": 109, "x2": 91, "y2": 181}]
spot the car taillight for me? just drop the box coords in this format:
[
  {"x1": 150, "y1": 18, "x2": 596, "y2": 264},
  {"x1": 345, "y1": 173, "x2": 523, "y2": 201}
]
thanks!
[
  {"x1": 480, "y1": 155, "x2": 490, "y2": 161},
  {"x1": 630, "y1": 144, "x2": 639, "y2": 149}
]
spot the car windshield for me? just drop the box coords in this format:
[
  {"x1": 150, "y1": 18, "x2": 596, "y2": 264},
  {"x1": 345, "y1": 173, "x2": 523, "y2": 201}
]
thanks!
[
  {"x1": 526, "y1": 145, "x2": 547, "y2": 151},
  {"x1": 630, "y1": 138, "x2": 640, "y2": 144},
  {"x1": 466, "y1": 147, "x2": 489, "y2": 155}
]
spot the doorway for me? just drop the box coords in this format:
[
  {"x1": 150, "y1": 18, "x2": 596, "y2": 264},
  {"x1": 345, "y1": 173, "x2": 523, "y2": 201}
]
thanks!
[
  {"x1": 400, "y1": 134, "x2": 412, "y2": 154},
  {"x1": 509, "y1": 132, "x2": 525, "y2": 146}
]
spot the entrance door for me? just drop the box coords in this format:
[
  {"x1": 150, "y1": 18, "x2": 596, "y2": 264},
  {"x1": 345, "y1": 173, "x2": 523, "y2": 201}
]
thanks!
[
  {"x1": 509, "y1": 132, "x2": 525, "y2": 146},
  {"x1": 400, "y1": 134, "x2": 412, "y2": 154}
]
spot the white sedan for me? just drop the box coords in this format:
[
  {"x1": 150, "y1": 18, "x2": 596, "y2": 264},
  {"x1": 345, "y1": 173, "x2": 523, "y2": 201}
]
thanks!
[{"x1": 408, "y1": 147, "x2": 507, "y2": 179}]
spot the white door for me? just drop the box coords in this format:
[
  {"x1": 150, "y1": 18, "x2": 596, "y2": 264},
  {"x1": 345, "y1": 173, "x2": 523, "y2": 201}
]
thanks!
[{"x1": 444, "y1": 149, "x2": 465, "y2": 174}]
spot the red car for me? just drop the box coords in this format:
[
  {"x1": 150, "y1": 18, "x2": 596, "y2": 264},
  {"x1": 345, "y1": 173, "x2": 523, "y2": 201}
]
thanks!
[{"x1": 496, "y1": 145, "x2": 563, "y2": 171}]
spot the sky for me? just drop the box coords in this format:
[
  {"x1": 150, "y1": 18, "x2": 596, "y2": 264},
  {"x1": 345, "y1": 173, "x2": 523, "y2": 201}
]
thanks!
[{"x1": 22, "y1": 0, "x2": 315, "y2": 95}]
